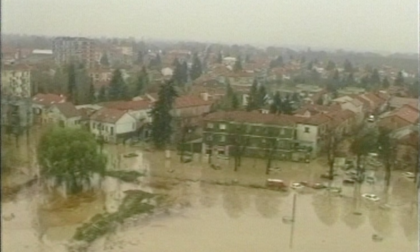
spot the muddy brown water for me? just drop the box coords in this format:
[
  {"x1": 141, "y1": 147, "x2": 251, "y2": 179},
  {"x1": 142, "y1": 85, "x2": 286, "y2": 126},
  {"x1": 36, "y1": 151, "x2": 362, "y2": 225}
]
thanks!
[{"x1": 1, "y1": 140, "x2": 418, "y2": 252}]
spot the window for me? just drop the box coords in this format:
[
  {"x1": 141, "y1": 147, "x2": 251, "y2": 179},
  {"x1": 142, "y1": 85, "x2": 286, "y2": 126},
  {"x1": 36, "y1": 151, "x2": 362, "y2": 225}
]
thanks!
[
  {"x1": 280, "y1": 128, "x2": 285, "y2": 135},
  {"x1": 206, "y1": 135, "x2": 213, "y2": 141},
  {"x1": 219, "y1": 123, "x2": 226, "y2": 130},
  {"x1": 207, "y1": 123, "x2": 214, "y2": 129},
  {"x1": 110, "y1": 127, "x2": 114, "y2": 135},
  {"x1": 220, "y1": 135, "x2": 226, "y2": 142},
  {"x1": 304, "y1": 127, "x2": 310, "y2": 133}
]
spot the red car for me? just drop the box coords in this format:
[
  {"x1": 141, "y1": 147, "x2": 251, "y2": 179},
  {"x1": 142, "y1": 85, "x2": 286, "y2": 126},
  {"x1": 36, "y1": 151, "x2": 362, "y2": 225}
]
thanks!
[{"x1": 266, "y1": 179, "x2": 288, "y2": 191}]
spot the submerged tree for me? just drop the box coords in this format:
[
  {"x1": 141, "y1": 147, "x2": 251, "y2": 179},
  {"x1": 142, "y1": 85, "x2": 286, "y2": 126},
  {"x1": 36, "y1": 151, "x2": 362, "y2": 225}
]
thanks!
[
  {"x1": 350, "y1": 127, "x2": 378, "y2": 180},
  {"x1": 377, "y1": 128, "x2": 397, "y2": 186},
  {"x1": 150, "y1": 80, "x2": 178, "y2": 149},
  {"x1": 38, "y1": 128, "x2": 107, "y2": 195}
]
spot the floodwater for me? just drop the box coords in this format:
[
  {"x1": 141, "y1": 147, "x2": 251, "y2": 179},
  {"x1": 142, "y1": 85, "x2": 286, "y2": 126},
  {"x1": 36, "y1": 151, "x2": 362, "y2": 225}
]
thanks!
[{"x1": 1, "y1": 134, "x2": 418, "y2": 252}]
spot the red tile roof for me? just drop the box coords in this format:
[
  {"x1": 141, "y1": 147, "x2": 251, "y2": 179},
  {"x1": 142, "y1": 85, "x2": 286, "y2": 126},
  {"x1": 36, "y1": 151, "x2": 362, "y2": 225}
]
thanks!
[
  {"x1": 90, "y1": 107, "x2": 128, "y2": 123},
  {"x1": 52, "y1": 102, "x2": 80, "y2": 118},
  {"x1": 174, "y1": 95, "x2": 213, "y2": 109},
  {"x1": 389, "y1": 106, "x2": 419, "y2": 124},
  {"x1": 33, "y1": 93, "x2": 66, "y2": 106},
  {"x1": 100, "y1": 100, "x2": 152, "y2": 111}
]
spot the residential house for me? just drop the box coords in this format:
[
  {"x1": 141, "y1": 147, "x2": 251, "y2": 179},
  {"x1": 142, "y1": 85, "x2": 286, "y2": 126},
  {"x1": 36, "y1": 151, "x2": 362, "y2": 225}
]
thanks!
[
  {"x1": 331, "y1": 96, "x2": 364, "y2": 124},
  {"x1": 389, "y1": 97, "x2": 418, "y2": 110},
  {"x1": 202, "y1": 111, "x2": 306, "y2": 161},
  {"x1": 172, "y1": 95, "x2": 213, "y2": 118},
  {"x1": 32, "y1": 93, "x2": 67, "y2": 124},
  {"x1": 45, "y1": 102, "x2": 81, "y2": 128},
  {"x1": 377, "y1": 104, "x2": 419, "y2": 131},
  {"x1": 89, "y1": 108, "x2": 137, "y2": 143}
]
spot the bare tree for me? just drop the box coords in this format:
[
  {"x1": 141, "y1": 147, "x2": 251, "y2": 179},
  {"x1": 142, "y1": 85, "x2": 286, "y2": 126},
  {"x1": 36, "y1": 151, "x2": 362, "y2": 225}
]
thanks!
[
  {"x1": 230, "y1": 124, "x2": 250, "y2": 172},
  {"x1": 264, "y1": 137, "x2": 278, "y2": 175},
  {"x1": 350, "y1": 126, "x2": 377, "y2": 182},
  {"x1": 377, "y1": 128, "x2": 397, "y2": 186},
  {"x1": 325, "y1": 132, "x2": 342, "y2": 179}
]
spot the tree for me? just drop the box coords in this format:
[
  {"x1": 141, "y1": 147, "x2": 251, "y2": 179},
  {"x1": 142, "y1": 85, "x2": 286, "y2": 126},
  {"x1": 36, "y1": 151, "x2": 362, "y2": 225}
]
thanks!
[
  {"x1": 377, "y1": 128, "x2": 397, "y2": 186},
  {"x1": 67, "y1": 63, "x2": 76, "y2": 104},
  {"x1": 100, "y1": 51, "x2": 109, "y2": 66},
  {"x1": 135, "y1": 51, "x2": 144, "y2": 65},
  {"x1": 256, "y1": 85, "x2": 267, "y2": 108},
  {"x1": 181, "y1": 61, "x2": 188, "y2": 83},
  {"x1": 264, "y1": 137, "x2": 278, "y2": 175},
  {"x1": 88, "y1": 78, "x2": 96, "y2": 103},
  {"x1": 231, "y1": 93, "x2": 240, "y2": 110},
  {"x1": 98, "y1": 86, "x2": 107, "y2": 102},
  {"x1": 150, "y1": 80, "x2": 178, "y2": 149},
  {"x1": 346, "y1": 72, "x2": 355, "y2": 86},
  {"x1": 343, "y1": 59, "x2": 354, "y2": 73},
  {"x1": 281, "y1": 95, "x2": 294, "y2": 115},
  {"x1": 370, "y1": 69, "x2": 381, "y2": 85},
  {"x1": 231, "y1": 124, "x2": 250, "y2": 171},
  {"x1": 233, "y1": 56, "x2": 243, "y2": 72},
  {"x1": 216, "y1": 52, "x2": 223, "y2": 64},
  {"x1": 190, "y1": 53, "x2": 202, "y2": 81},
  {"x1": 269, "y1": 91, "x2": 282, "y2": 114},
  {"x1": 325, "y1": 60, "x2": 336, "y2": 71},
  {"x1": 108, "y1": 69, "x2": 128, "y2": 101},
  {"x1": 307, "y1": 61, "x2": 314, "y2": 70},
  {"x1": 135, "y1": 71, "x2": 146, "y2": 96},
  {"x1": 37, "y1": 127, "x2": 107, "y2": 195},
  {"x1": 172, "y1": 58, "x2": 184, "y2": 85},
  {"x1": 326, "y1": 132, "x2": 342, "y2": 179},
  {"x1": 382, "y1": 77, "x2": 390, "y2": 89},
  {"x1": 350, "y1": 127, "x2": 378, "y2": 181},
  {"x1": 269, "y1": 56, "x2": 284, "y2": 69},
  {"x1": 246, "y1": 79, "x2": 259, "y2": 111},
  {"x1": 394, "y1": 71, "x2": 404, "y2": 86}
]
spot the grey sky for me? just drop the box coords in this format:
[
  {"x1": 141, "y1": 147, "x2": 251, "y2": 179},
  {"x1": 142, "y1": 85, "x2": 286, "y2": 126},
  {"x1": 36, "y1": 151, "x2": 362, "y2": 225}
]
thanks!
[{"x1": 2, "y1": 0, "x2": 418, "y2": 53}]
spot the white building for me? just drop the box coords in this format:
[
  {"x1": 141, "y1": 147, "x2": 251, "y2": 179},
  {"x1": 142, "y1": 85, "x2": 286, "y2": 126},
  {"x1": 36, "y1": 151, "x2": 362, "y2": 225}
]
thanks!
[
  {"x1": 1, "y1": 64, "x2": 32, "y2": 98},
  {"x1": 46, "y1": 102, "x2": 81, "y2": 128},
  {"x1": 89, "y1": 107, "x2": 137, "y2": 143}
]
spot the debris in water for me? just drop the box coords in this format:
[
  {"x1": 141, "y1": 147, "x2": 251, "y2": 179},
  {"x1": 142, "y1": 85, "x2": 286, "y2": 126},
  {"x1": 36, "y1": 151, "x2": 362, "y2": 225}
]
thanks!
[
  {"x1": 372, "y1": 234, "x2": 383, "y2": 242},
  {"x1": 2, "y1": 213, "x2": 15, "y2": 221}
]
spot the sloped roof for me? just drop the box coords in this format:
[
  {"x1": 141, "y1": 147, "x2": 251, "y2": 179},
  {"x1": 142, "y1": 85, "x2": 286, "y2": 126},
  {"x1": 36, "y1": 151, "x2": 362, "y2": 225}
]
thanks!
[
  {"x1": 389, "y1": 106, "x2": 419, "y2": 124},
  {"x1": 33, "y1": 93, "x2": 66, "y2": 106},
  {"x1": 53, "y1": 102, "x2": 80, "y2": 118},
  {"x1": 90, "y1": 107, "x2": 128, "y2": 123},
  {"x1": 100, "y1": 100, "x2": 152, "y2": 111},
  {"x1": 174, "y1": 95, "x2": 213, "y2": 109}
]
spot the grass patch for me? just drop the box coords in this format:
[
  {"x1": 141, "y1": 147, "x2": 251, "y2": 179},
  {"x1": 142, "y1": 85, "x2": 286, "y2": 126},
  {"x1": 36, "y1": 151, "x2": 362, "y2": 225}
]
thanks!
[{"x1": 105, "y1": 170, "x2": 144, "y2": 183}]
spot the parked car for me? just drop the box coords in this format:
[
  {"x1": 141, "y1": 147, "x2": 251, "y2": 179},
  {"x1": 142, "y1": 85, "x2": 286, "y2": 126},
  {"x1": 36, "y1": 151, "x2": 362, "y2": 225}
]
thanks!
[
  {"x1": 362, "y1": 193, "x2": 380, "y2": 202},
  {"x1": 266, "y1": 179, "x2": 288, "y2": 191},
  {"x1": 366, "y1": 176, "x2": 376, "y2": 184},
  {"x1": 312, "y1": 183, "x2": 327, "y2": 189},
  {"x1": 403, "y1": 172, "x2": 415, "y2": 179},
  {"x1": 367, "y1": 115, "x2": 375, "y2": 122},
  {"x1": 320, "y1": 171, "x2": 339, "y2": 179},
  {"x1": 343, "y1": 178, "x2": 356, "y2": 184},
  {"x1": 291, "y1": 182, "x2": 304, "y2": 190},
  {"x1": 345, "y1": 170, "x2": 358, "y2": 176}
]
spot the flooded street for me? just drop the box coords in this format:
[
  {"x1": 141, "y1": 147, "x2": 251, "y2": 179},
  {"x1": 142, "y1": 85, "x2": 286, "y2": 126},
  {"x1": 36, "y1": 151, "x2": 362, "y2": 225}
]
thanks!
[{"x1": 1, "y1": 134, "x2": 418, "y2": 252}]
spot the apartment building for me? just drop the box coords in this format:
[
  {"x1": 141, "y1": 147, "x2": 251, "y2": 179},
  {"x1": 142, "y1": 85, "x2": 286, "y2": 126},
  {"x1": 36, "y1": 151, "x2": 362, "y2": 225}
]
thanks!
[{"x1": 53, "y1": 37, "x2": 96, "y2": 68}]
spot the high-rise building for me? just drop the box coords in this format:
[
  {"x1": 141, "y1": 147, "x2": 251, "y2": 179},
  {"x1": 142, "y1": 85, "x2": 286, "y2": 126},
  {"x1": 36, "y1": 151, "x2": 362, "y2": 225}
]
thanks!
[{"x1": 52, "y1": 37, "x2": 96, "y2": 68}]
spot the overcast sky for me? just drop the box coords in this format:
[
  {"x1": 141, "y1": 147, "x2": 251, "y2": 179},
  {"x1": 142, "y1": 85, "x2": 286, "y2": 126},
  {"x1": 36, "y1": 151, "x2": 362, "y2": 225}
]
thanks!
[{"x1": 2, "y1": 0, "x2": 418, "y2": 53}]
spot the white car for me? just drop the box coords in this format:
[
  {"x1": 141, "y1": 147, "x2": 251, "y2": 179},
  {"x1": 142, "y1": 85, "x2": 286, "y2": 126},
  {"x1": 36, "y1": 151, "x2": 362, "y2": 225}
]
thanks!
[
  {"x1": 362, "y1": 193, "x2": 380, "y2": 202},
  {"x1": 403, "y1": 172, "x2": 415, "y2": 179},
  {"x1": 291, "y1": 182, "x2": 304, "y2": 190}
]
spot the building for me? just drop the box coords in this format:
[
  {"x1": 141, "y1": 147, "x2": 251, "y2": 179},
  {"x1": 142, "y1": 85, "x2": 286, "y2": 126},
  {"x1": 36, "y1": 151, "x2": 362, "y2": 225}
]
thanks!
[
  {"x1": 202, "y1": 111, "x2": 311, "y2": 162},
  {"x1": 32, "y1": 93, "x2": 67, "y2": 124},
  {"x1": 53, "y1": 37, "x2": 96, "y2": 68},
  {"x1": 45, "y1": 102, "x2": 81, "y2": 128},
  {"x1": 1, "y1": 64, "x2": 32, "y2": 98},
  {"x1": 89, "y1": 107, "x2": 137, "y2": 143}
]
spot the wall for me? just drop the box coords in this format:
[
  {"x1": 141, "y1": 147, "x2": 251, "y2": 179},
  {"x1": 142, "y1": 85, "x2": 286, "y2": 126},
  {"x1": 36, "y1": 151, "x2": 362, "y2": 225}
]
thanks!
[{"x1": 296, "y1": 124, "x2": 318, "y2": 155}]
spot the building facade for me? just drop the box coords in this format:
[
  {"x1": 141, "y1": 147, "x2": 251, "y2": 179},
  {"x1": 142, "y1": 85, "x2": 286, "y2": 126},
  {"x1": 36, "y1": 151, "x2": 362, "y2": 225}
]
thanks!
[{"x1": 53, "y1": 37, "x2": 96, "y2": 68}]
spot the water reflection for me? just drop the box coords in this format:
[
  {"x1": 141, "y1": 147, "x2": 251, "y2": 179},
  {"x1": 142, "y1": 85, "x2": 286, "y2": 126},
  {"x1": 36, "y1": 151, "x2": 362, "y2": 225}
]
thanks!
[
  {"x1": 341, "y1": 197, "x2": 365, "y2": 229},
  {"x1": 254, "y1": 190, "x2": 281, "y2": 218},
  {"x1": 312, "y1": 191, "x2": 340, "y2": 226},
  {"x1": 199, "y1": 183, "x2": 219, "y2": 208},
  {"x1": 398, "y1": 204, "x2": 418, "y2": 241},
  {"x1": 222, "y1": 186, "x2": 245, "y2": 218}
]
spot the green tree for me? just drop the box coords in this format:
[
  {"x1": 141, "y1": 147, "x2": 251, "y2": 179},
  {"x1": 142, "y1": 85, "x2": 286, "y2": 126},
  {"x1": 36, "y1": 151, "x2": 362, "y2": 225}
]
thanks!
[
  {"x1": 346, "y1": 72, "x2": 355, "y2": 86},
  {"x1": 325, "y1": 60, "x2": 336, "y2": 71},
  {"x1": 269, "y1": 91, "x2": 282, "y2": 114},
  {"x1": 246, "y1": 79, "x2": 259, "y2": 111},
  {"x1": 343, "y1": 59, "x2": 354, "y2": 73},
  {"x1": 282, "y1": 95, "x2": 294, "y2": 115},
  {"x1": 394, "y1": 71, "x2": 404, "y2": 86},
  {"x1": 100, "y1": 51, "x2": 109, "y2": 66},
  {"x1": 37, "y1": 127, "x2": 107, "y2": 195},
  {"x1": 307, "y1": 61, "x2": 314, "y2": 70},
  {"x1": 181, "y1": 61, "x2": 188, "y2": 83},
  {"x1": 108, "y1": 69, "x2": 128, "y2": 101},
  {"x1": 150, "y1": 80, "x2": 178, "y2": 149},
  {"x1": 67, "y1": 63, "x2": 76, "y2": 104},
  {"x1": 257, "y1": 85, "x2": 267, "y2": 108},
  {"x1": 231, "y1": 93, "x2": 240, "y2": 110},
  {"x1": 190, "y1": 53, "x2": 202, "y2": 81},
  {"x1": 370, "y1": 69, "x2": 381, "y2": 85},
  {"x1": 382, "y1": 77, "x2": 390, "y2": 89},
  {"x1": 172, "y1": 58, "x2": 184, "y2": 85},
  {"x1": 233, "y1": 56, "x2": 243, "y2": 72},
  {"x1": 98, "y1": 86, "x2": 107, "y2": 102},
  {"x1": 88, "y1": 78, "x2": 96, "y2": 103},
  {"x1": 269, "y1": 56, "x2": 284, "y2": 69}
]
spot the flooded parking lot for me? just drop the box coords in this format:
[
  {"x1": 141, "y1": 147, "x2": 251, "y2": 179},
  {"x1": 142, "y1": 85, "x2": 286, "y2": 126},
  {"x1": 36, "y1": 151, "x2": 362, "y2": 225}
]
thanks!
[{"x1": 1, "y1": 140, "x2": 418, "y2": 252}]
